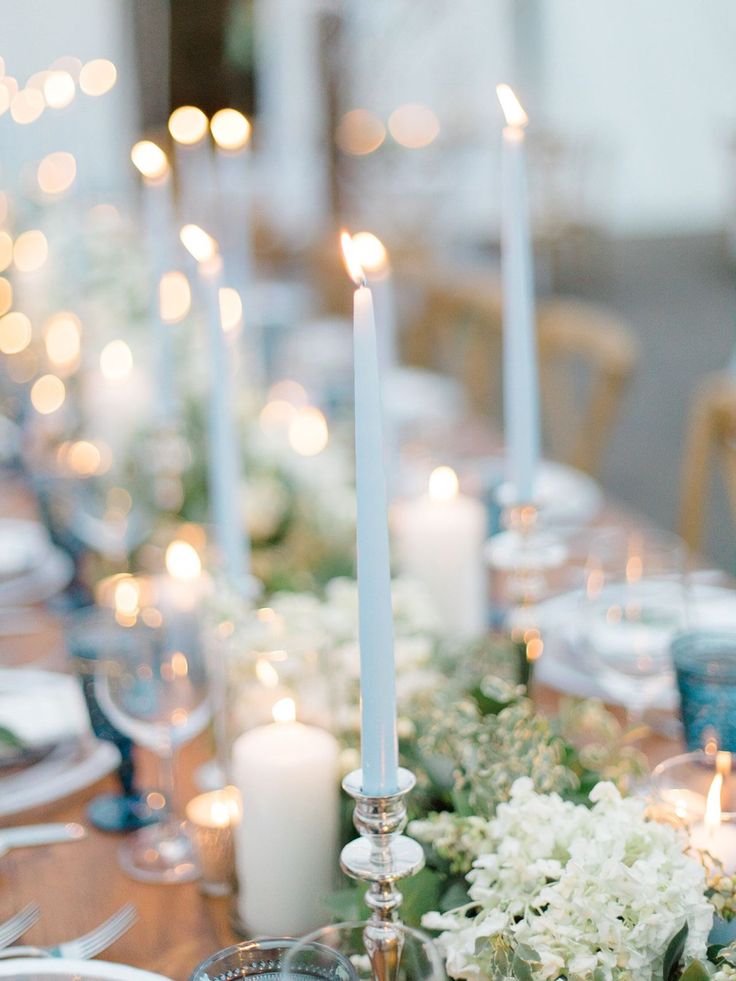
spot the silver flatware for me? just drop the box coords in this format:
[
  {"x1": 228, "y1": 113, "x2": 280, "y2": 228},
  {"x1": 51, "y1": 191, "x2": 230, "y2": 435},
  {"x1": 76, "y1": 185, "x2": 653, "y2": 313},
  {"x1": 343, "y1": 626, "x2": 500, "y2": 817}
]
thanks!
[
  {"x1": 0, "y1": 903, "x2": 136, "y2": 960},
  {"x1": 0, "y1": 905, "x2": 40, "y2": 949},
  {"x1": 0, "y1": 822, "x2": 86, "y2": 856}
]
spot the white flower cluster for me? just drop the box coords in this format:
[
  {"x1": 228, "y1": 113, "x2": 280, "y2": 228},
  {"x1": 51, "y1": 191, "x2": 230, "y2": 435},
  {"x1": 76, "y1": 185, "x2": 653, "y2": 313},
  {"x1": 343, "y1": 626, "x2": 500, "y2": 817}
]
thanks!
[{"x1": 423, "y1": 779, "x2": 713, "y2": 981}]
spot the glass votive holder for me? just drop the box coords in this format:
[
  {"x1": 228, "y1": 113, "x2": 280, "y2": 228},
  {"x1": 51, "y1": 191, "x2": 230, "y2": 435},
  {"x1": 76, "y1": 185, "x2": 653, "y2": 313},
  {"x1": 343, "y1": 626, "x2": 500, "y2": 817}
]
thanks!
[
  {"x1": 189, "y1": 937, "x2": 358, "y2": 981},
  {"x1": 672, "y1": 630, "x2": 736, "y2": 751},
  {"x1": 185, "y1": 787, "x2": 241, "y2": 896},
  {"x1": 652, "y1": 750, "x2": 736, "y2": 825}
]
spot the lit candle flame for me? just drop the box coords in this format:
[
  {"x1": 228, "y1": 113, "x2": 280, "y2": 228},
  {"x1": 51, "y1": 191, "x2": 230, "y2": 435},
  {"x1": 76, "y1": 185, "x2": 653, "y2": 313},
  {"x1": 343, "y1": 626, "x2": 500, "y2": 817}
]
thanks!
[
  {"x1": 705, "y1": 772, "x2": 724, "y2": 835},
  {"x1": 340, "y1": 230, "x2": 367, "y2": 287},
  {"x1": 131, "y1": 140, "x2": 169, "y2": 181},
  {"x1": 428, "y1": 465, "x2": 459, "y2": 503},
  {"x1": 272, "y1": 696, "x2": 296, "y2": 724},
  {"x1": 180, "y1": 224, "x2": 218, "y2": 263},
  {"x1": 351, "y1": 232, "x2": 389, "y2": 276},
  {"x1": 496, "y1": 84, "x2": 528, "y2": 129}
]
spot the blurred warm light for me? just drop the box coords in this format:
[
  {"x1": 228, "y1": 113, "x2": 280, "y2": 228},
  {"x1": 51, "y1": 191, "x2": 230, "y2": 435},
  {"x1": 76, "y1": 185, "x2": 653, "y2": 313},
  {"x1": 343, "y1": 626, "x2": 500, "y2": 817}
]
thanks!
[
  {"x1": 288, "y1": 406, "x2": 329, "y2": 457},
  {"x1": 79, "y1": 59, "x2": 117, "y2": 97},
  {"x1": 0, "y1": 312, "x2": 32, "y2": 354},
  {"x1": 336, "y1": 109, "x2": 385, "y2": 156},
  {"x1": 388, "y1": 103, "x2": 440, "y2": 149},
  {"x1": 1, "y1": 76, "x2": 18, "y2": 102},
  {"x1": 496, "y1": 84, "x2": 528, "y2": 129},
  {"x1": 219, "y1": 287, "x2": 242, "y2": 333},
  {"x1": 130, "y1": 140, "x2": 169, "y2": 181},
  {"x1": 27, "y1": 71, "x2": 49, "y2": 93},
  {"x1": 0, "y1": 231, "x2": 13, "y2": 271},
  {"x1": 210, "y1": 109, "x2": 251, "y2": 151},
  {"x1": 180, "y1": 224, "x2": 217, "y2": 263},
  {"x1": 0, "y1": 87, "x2": 9, "y2": 117},
  {"x1": 268, "y1": 380, "x2": 308, "y2": 406},
  {"x1": 159, "y1": 271, "x2": 191, "y2": 323},
  {"x1": 100, "y1": 339, "x2": 133, "y2": 383},
  {"x1": 255, "y1": 658, "x2": 280, "y2": 688},
  {"x1": 340, "y1": 230, "x2": 366, "y2": 286},
  {"x1": 0, "y1": 278, "x2": 11, "y2": 317},
  {"x1": 259, "y1": 399, "x2": 297, "y2": 435},
  {"x1": 272, "y1": 697, "x2": 296, "y2": 724},
  {"x1": 0, "y1": 193, "x2": 7, "y2": 225},
  {"x1": 168, "y1": 106, "x2": 208, "y2": 146},
  {"x1": 351, "y1": 232, "x2": 389, "y2": 275},
  {"x1": 165, "y1": 540, "x2": 202, "y2": 581},
  {"x1": 114, "y1": 577, "x2": 140, "y2": 617},
  {"x1": 428, "y1": 465, "x2": 459, "y2": 503},
  {"x1": 43, "y1": 71, "x2": 75, "y2": 109},
  {"x1": 51, "y1": 56, "x2": 82, "y2": 79},
  {"x1": 10, "y1": 88, "x2": 44, "y2": 124},
  {"x1": 30, "y1": 374, "x2": 65, "y2": 414},
  {"x1": 37, "y1": 151, "x2": 77, "y2": 195},
  {"x1": 14, "y1": 230, "x2": 48, "y2": 272},
  {"x1": 67, "y1": 440, "x2": 102, "y2": 477},
  {"x1": 44, "y1": 312, "x2": 81, "y2": 370}
]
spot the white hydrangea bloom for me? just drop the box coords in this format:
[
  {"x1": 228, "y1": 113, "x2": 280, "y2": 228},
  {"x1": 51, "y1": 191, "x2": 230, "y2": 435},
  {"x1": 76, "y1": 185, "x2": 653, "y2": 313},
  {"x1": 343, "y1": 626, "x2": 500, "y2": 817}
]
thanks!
[{"x1": 423, "y1": 779, "x2": 713, "y2": 981}]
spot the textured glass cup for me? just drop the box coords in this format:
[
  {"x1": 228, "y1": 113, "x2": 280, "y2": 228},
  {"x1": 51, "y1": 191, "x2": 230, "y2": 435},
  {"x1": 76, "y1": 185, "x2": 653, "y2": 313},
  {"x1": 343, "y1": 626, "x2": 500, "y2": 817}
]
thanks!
[
  {"x1": 672, "y1": 630, "x2": 736, "y2": 751},
  {"x1": 189, "y1": 937, "x2": 358, "y2": 981}
]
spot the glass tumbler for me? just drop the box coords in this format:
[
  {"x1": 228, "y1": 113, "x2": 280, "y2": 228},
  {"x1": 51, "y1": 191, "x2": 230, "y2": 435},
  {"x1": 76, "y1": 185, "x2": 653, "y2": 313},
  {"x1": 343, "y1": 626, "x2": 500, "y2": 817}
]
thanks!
[{"x1": 672, "y1": 630, "x2": 736, "y2": 751}]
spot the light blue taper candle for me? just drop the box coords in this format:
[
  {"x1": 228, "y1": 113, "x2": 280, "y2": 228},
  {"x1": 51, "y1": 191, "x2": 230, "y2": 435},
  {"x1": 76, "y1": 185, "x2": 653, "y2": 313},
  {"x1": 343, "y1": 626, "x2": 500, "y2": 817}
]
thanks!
[
  {"x1": 344, "y1": 232, "x2": 399, "y2": 797},
  {"x1": 181, "y1": 225, "x2": 251, "y2": 586},
  {"x1": 498, "y1": 84, "x2": 540, "y2": 505}
]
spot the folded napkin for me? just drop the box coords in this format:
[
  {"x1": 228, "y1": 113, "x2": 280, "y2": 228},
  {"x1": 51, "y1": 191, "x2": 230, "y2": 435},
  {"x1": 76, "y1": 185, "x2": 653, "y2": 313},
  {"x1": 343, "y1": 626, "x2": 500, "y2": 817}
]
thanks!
[{"x1": 0, "y1": 669, "x2": 90, "y2": 746}]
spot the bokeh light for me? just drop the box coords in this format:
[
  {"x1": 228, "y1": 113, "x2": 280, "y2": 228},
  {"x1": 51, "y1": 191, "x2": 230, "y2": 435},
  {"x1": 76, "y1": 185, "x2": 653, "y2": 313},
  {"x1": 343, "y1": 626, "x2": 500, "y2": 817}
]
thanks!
[
  {"x1": 0, "y1": 86, "x2": 9, "y2": 117},
  {"x1": 288, "y1": 406, "x2": 329, "y2": 456},
  {"x1": 13, "y1": 230, "x2": 48, "y2": 272},
  {"x1": 37, "y1": 151, "x2": 77, "y2": 195},
  {"x1": 50, "y1": 56, "x2": 82, "y2": 79},
  {"x1": 210, "y1": 109, "x2": 251, "y2": 151},
  {"x1": 219, "y1": 287, "x2": 243, "y2": 332},
  {"x1": 99, "y1": 339, "x2": 133, "y2": 383},
  {"x1": 180, "y1": 224, "x2": 217, "y2": 262},
  {"x1": 66, "y1": 440, "x2": 102, "y2": 477},
  {"x1": 336, "y1": 109, "x2": 386, "y2": 156},
  {"x1": 0, "y1": 312, "x2": 32, "y2": 354},
  {"x1": 130, "y1": 140, "x2": 169, "y2": 181},
  {"x1": 159, "y1": 271, "x2": 191, "y2": 323},
  {"x1": 30, "y1": 374, "x2": 65, "y2": 414},
  {"x1": 168, "y1": 106, "x2": 208, "y2": 146},
  {"x1": 0, "y1": 231, "x2": 13, "y2": 272},
  {"x1": 10, "y1": 88, "x2": 44, "y2": 124},
  {"x1": 388, "y1": 103, "x2": 440, "y2": 149},
  {"x1": 0, "y1": 278, "x2": 12, "y2": 317},
  {"x1": 44, "y1": 312, "x2": 81, "y2": 371},
  {"x1": 6, "y1": 349, "x2": 38, "y2": 384},
  {"x1": 79, "y1": 59, "x2": 117, "y2": 97},
  {"x1": 165, "y1": 540, "x2": 202, "y2": 581},
  {"x1": 43, "y1": 70, "x2": 75, "y2": 109}
]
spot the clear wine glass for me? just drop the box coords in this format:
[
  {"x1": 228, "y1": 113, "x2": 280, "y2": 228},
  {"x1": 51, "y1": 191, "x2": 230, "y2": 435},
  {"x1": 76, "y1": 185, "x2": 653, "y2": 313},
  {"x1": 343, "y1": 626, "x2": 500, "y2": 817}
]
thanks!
[
  {"x1": 580, "y1": 527, "x2": 689, "y2": 730},
  {"x1": 93, "y1": 598, "x2": 211, "y2": 883}
]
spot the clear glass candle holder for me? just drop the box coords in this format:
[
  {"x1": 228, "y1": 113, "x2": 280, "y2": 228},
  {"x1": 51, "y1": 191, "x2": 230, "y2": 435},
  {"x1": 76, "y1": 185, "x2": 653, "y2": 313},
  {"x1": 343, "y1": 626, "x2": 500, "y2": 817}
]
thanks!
[
  {"x1": 185, "y1": 787, "x2": 241, "y2": 896},
  {"x1": 189, "y1": 937, "x2": 358, "y2": 981},
  {"x1": 651, "y1": 750, "x2": 736, "y2": 826},
  {"x1": 672, "y1": 630, "x2": 736, "y2": 751}
]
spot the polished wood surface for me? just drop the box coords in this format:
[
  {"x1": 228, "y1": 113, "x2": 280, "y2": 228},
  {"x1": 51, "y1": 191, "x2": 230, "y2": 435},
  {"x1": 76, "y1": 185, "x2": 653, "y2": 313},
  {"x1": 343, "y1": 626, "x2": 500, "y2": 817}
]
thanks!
[{"x1": 0, "y1": 473, "x2": 683, "y2": 981}]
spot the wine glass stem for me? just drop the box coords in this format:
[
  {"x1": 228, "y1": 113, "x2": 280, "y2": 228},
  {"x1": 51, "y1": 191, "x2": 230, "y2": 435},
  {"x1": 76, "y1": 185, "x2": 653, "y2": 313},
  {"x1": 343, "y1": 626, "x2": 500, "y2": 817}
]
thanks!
[{"x1": 156, "y1": 729, "x2": 180, "y2": 831}]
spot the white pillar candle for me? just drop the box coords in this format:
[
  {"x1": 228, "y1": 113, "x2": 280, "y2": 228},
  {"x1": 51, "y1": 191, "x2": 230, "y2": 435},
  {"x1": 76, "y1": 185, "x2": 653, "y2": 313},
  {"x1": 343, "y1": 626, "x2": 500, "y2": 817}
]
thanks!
[
  {"x1": 497, "y1": 84, "x2": 540, "y2": 505},
  {"x1": 393, "y1": 466, "x2": 487, "y2": 639},
  {"x1": 231, "y1": 697, "x2": 339, "y2": 936},
  {"x1": 131, "y1": 140, "x2": 176, "y2": 425},
  {"x1": 689, "y1": 762, "x2": 736, "y2": 873}
]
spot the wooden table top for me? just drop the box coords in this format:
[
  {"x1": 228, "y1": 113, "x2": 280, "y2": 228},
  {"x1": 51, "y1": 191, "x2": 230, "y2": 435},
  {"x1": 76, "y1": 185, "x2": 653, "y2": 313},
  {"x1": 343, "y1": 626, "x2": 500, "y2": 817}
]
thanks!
[{"x1": 0, "y1": 473, "x2": 684, "y2": 980}]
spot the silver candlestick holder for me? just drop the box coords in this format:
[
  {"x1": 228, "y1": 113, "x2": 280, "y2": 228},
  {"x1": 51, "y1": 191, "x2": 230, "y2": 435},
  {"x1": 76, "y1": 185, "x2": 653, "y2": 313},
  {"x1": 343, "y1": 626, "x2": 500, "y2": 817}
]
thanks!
[{"x1": 340, "y1": 768, "x2": 425, "y2": 981}]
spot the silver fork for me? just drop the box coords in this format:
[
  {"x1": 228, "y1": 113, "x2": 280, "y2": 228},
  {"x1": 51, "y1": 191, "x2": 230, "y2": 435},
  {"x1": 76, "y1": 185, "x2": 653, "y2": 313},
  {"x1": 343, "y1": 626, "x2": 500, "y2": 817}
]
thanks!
[
  {"x1": 0, "y1": 905, "x2": 40, "y2": 949},
  {"x1": 0, "y1": 903, "x2": 137, "y2": 960}
]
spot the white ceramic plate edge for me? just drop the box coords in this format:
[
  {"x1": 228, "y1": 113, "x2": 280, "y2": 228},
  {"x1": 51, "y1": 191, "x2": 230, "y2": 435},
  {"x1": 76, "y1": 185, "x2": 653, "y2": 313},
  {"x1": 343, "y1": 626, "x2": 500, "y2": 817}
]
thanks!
[{"x1": 0, "y1": 959, "x2": 172, "y2": 980}]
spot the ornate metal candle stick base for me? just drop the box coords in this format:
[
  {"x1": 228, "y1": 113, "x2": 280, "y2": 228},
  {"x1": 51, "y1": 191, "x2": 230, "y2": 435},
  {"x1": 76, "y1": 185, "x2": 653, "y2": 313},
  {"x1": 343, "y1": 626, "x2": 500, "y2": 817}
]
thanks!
[{"x1": 340, "y1": 768, "x2": 425, "y2": 981}]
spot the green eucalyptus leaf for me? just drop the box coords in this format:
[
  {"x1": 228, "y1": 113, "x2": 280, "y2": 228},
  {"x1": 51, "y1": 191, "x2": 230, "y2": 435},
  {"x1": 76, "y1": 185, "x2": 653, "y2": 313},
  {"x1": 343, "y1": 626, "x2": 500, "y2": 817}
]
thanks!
[
  {"x1": 439, "y1": 880, "x2": 470, "y2": 913},
  {"x1": 663, "y1": 922, "x2": 689, "y2": 980}
]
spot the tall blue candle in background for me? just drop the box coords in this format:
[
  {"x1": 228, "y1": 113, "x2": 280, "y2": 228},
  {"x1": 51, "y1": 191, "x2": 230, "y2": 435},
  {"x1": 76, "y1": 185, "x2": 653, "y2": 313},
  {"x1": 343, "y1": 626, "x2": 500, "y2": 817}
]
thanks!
[
  {"x1": 179, "y1": 224, "x2": 250, "y2": 586},
  {"x1": 341, "y1": 231, "x2": 398, "y2": 797},
  {"x1": 497, "y1": 83, "x2": 540, "y2": 505}
]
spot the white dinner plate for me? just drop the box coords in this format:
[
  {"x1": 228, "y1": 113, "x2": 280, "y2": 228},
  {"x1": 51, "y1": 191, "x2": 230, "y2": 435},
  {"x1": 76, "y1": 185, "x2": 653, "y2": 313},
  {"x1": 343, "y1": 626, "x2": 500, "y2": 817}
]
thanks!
[
  {"x1": 0, "y1": 544, "x2": 74, "y2": 607},
  {"x1": 533, "y1": 582, "x2": 736, "y2": 709},
  {"x1": 0, "y1": 959, "x2": 172, "y2": 980}
]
